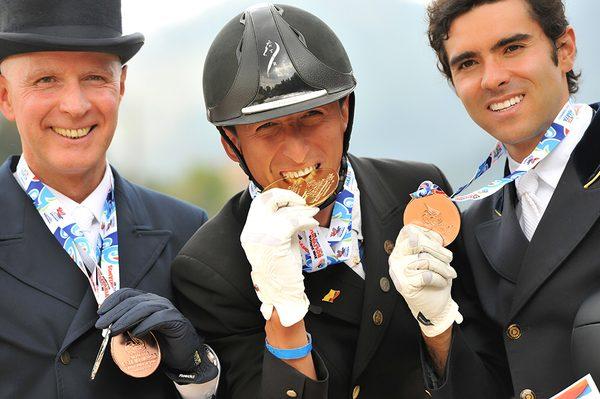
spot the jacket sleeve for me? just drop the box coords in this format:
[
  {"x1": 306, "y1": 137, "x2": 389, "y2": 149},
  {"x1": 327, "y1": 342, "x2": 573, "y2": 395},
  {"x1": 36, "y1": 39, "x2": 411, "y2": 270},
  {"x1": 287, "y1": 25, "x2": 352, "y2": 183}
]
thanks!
[
  {"x1": 424, "y1": 237, "x2": 513, "y2": 399},
  {"x1": 172, "y1": 252, "x2": 328, "y2": 399},
  {"x1": 420, "y1": 166, "x2": 513, "y2": 399}
]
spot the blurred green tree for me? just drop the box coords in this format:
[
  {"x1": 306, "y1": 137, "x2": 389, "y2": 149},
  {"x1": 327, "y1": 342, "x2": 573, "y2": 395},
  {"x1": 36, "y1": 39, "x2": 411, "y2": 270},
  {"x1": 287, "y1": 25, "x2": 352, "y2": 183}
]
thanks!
[
  {"x1": 0, "y1": 119, "x2": 21, "y2": 161},
  {"x1": 147, "y1": 165, "x2": 244, "y2": 217}
]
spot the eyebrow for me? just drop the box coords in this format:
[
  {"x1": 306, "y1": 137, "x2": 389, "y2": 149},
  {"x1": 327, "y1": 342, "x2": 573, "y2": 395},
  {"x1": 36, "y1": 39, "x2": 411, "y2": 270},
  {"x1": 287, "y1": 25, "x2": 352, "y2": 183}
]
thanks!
[
  {"x1": 449, "y1": 51, "x2": 478, "y2": 69},
  {"x1": 448, "y1": 33, "x2": 532, "y2": 69},
  {"x1": 491, "y1": 33, "x2": 532, "y2": 52}
]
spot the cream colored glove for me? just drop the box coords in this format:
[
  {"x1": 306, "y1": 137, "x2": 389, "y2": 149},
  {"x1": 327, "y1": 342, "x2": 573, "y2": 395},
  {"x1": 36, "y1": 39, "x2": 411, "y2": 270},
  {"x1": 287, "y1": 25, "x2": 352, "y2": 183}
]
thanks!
[
  {"x1": 389, "y1": 224, "x2": 463, "y2": 337},
  {"x1": 241, "y1": 188, "x2": 319, "y2": 327}
]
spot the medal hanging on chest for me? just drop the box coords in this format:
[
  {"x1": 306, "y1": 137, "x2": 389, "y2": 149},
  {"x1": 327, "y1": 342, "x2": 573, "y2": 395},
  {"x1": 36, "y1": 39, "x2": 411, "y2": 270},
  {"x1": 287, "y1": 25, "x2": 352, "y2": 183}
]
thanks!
[{"x1": 15, "y1": 159, "x2": 160, "y2": 379}]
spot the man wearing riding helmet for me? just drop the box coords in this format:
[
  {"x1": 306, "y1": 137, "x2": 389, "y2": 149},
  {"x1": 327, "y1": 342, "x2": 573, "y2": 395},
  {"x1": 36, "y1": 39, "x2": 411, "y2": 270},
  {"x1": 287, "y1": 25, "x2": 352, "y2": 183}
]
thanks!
[{"x1": 172, "y1": 4, "x2": 455, "y2": 398}]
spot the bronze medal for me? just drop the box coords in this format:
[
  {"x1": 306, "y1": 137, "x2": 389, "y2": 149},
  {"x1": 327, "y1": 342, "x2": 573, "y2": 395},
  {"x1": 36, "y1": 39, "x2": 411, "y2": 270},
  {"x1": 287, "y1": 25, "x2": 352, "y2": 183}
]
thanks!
[
  {"x1": 403, "y1": 193, "x2": 460, "y2": 246},
  {"x1": 110, "y1": 332, "x2": 161, "y2": 378},
  {"x1": 264, "y1": 168, "x2": 339, "y2": 207}
]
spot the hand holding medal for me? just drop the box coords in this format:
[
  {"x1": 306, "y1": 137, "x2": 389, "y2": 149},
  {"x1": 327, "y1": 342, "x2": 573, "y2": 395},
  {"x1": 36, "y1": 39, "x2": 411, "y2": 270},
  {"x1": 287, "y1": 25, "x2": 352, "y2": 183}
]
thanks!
[
  {"x1": 393, "y1": 99, "x2": 579, "y2": 337},
  {"x1": 94, "y1": 288, "x2": 216, "y2": 381}
]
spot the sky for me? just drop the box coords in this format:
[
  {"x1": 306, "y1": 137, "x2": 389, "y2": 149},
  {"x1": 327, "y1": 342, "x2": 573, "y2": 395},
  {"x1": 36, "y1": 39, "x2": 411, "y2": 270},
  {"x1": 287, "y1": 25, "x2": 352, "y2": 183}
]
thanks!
[
  {"x1": 110, "y1": 0, "x2": 599, "y2": 191},
  {"x1": 121, "y1": 0, "x2": 431, "y2": 34}
]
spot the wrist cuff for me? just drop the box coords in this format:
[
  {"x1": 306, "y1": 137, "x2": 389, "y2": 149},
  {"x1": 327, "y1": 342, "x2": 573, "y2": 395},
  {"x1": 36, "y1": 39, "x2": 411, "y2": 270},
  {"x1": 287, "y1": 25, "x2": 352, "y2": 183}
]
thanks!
[
  {"x1": 164, "y1": 344, "x2": 219, "y2": 385},
  {"x1": 265, "y1": 333, "x2": 312, "y2": 360}
]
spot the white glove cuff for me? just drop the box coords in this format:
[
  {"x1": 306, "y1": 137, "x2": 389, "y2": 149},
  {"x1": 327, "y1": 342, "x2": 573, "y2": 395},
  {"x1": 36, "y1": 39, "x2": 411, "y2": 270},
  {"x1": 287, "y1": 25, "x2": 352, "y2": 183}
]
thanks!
[
  {"x1": 273, "y1": 296, "x2": 310, "y2": 327},
  {"x1": 258, "y1": 297, "x2": 310, "y2": 328},
  {"x1": 420, "y1": 299, "x2": 463, "y2": 338}
]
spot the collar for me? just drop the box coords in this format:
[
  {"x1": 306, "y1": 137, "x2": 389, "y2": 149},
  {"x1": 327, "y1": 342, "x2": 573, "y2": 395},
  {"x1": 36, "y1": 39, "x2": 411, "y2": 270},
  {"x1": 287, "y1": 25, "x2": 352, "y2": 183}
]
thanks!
[
  {"x1": 14, "y1": 155, "x2": 114, "y2": 223},
  {"x1": 508, "y1": 102, "x2": 594, "y2": 190}
]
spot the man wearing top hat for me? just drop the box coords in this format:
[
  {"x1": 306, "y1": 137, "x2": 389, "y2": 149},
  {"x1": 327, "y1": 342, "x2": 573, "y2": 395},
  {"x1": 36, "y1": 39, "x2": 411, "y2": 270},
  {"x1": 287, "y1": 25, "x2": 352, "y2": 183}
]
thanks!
[{"x1": 0, "y1": 0, "x2": 218, "y2": 398}]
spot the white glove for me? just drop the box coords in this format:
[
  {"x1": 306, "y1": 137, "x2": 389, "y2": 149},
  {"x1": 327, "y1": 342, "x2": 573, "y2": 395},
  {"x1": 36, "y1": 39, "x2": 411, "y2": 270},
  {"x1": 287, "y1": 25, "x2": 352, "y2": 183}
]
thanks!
[
  {"x1": 241, "y1": 188, "x2": 319, "y2": 327},
  {"x1": 389, "y1": 224, "x2": 463, "y2": 337}
]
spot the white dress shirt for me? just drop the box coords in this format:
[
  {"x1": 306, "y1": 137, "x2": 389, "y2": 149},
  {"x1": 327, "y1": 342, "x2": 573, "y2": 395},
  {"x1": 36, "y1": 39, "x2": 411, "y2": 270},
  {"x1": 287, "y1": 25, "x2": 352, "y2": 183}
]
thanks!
[{"x1": 509, "y1": 102, "x2": 594, "y2": 240}]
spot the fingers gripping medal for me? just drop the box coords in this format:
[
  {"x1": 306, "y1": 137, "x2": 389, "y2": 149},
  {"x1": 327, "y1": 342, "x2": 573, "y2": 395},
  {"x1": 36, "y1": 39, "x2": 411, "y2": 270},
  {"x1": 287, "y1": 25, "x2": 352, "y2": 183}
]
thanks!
[
  {"x1": 404, "y1": 181, "x2": 460, "y2": 246},
  {"x1": 110, "y1": 331, "x2": 161, "y2": 378},
  {"x1": 264, "y1": 168, "x2": 339, "y2": 207}
]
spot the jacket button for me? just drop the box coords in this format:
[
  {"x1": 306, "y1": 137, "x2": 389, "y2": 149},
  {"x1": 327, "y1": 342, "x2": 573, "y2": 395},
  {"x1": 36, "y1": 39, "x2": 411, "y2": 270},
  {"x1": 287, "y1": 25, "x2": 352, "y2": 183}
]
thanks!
[
  {"x1": 286, "y1": 389, "x2": 297, "y2": 398},
  {"x1": 60, "y1": 351, "x2": 71, "y2": 365},
  {"x1": 379, "y1": 277, "x2": 391, "y2": 292},
  {"x1": 352, "y1": 385, "x2": 360, "y2": 399},
  {"x1": 384, "y1": 240, "x2": 394, "y2": 255},
  {"x1": 520, "y1": 389, "x2": 535, "y2": 399},
  {"x1": 372, "y1": 310, "x2": 384, "y2": 326},
  {"x1": 507, "y1": 324, "x2": 522, "y2": 340}
]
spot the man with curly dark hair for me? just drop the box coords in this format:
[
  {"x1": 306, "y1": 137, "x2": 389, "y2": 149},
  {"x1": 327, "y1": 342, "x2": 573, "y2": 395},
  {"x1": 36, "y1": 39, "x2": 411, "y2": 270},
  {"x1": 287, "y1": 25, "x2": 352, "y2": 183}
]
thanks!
[{"x1": 390, "y1": 0, "x2": 600, "y2": 398}]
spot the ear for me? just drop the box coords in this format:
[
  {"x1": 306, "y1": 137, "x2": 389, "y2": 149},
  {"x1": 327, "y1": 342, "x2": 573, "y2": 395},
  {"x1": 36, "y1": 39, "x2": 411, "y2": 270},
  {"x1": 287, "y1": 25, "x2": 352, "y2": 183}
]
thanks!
[
  {"x1": 340, "y1": 95, "x2": 350, "y2": 131},
  {"x1": 220, "y1": 127, "x2": 242, "y2": 163},
  {"x1": 119, "y1": 65, "x2": 128, "y2": 97},
  {"x1": 556, "y1": 25, "x2": 577, "y2": 73},
  {"x1": 0, "y1": 75, "x2": 15, "y2": 121}
]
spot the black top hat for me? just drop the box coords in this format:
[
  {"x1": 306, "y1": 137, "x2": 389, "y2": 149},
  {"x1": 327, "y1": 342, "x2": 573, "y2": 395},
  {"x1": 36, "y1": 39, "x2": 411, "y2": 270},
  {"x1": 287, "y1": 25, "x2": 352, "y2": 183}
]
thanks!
[{"x1": 0, "y1": 0, "x2": 144, "y2": 63}]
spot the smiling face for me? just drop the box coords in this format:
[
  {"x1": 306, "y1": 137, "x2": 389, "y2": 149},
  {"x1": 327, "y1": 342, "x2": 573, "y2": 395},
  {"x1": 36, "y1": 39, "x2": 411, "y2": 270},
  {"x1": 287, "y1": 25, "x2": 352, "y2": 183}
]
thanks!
[
  {"x1": 444, "y1": 0, "x2": 576, "y2": 161},
  {"x1": 221, "y1": 97, "x2": 349, "y2": 189},
  {"x1": 0, "y1": 51, "x2": 126, "y2": 184}
]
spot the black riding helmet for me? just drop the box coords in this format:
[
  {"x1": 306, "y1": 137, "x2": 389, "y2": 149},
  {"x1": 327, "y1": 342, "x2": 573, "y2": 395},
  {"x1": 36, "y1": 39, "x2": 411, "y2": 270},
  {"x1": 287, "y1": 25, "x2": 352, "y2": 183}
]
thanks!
[{"x1": 203, "y1": 3, "x2": 357, "y2": 208}]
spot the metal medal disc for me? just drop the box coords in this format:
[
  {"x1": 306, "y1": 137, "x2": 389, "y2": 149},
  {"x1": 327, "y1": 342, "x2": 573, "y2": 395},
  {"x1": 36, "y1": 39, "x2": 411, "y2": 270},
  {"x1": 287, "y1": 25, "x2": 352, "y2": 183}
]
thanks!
[
  {"x1": 110, "y1": 331, "x2": 161, "y2": 378},
  {"x1": 264, "y1": 168, "x2": 339, "y2": 207},
  {"x1": 403, "y1": 193, "x2": 461, "y2": 246}
]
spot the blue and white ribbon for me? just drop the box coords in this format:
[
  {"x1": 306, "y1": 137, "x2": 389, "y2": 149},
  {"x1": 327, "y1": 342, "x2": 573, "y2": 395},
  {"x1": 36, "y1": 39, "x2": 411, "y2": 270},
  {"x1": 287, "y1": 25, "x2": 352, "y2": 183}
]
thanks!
[
  {"x1": 15, "y1": 161, "x2": 120, "y2": 305},
  {"x1": 411, "y1": 99, "x2": 579, "y2": 202}
]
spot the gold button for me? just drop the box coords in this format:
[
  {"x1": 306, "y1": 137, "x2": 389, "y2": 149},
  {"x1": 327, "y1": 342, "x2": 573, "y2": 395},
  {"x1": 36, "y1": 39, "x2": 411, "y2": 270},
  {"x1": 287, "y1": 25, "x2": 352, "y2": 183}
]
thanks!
[
  {"x1": 352, "y1": 385, "x2": 360, "y2": 399},
  {"x1": 507, "y1": 324, "x2": 522, "y2": 340},
  {"x1": 384, "y1": 240, "x2": 395, "y2": 255},
  {"x1": 379, "y1": 277, "x2": 391, "y2": 292},
  {"x1": 60, "y1": 351, "x2": 71, "y2": 365},
  {"x1": 286, "y1": 389, "x2": 297, "y2": 398},
  {"x1": 520, "y1": 388, "x2": 535, "y2": 399},
  {"x1": 373, "y1": 310, "x2": 384, "y2": 326}
]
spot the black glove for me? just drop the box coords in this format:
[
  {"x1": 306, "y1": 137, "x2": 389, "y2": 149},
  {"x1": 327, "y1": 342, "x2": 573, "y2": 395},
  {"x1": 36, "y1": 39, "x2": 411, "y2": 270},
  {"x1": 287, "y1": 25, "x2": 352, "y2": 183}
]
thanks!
[{"x1": 96, "y1": 288, "x2": 218, "y2": 383}]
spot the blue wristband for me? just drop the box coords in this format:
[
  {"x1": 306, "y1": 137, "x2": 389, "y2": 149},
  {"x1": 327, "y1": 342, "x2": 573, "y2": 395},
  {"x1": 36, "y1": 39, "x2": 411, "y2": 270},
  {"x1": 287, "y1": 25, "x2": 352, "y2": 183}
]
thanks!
[{"x1": 265, "y1": 333, "x2": 312, "y2": 360}]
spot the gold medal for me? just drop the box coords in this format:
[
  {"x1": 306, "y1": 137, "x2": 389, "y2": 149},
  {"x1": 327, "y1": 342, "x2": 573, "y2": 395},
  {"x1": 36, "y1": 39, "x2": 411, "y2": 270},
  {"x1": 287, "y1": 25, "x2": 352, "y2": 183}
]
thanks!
[
  {"x1": 403, "y1": 193, "x2": 460, "y2": 246},
  {"x1": 264, "y1": 168, "x2": 339, "y2": 207},
  {"x1": 110, "y1": 331, "x2": 161, "y2": 378}
]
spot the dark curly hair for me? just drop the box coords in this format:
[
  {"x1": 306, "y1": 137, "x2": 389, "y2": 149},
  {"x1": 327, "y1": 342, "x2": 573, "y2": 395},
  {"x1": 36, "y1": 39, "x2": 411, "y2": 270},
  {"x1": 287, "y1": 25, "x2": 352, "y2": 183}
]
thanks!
[{"x1": 427, "y1": 0, "x2": 580, "y2": 94}]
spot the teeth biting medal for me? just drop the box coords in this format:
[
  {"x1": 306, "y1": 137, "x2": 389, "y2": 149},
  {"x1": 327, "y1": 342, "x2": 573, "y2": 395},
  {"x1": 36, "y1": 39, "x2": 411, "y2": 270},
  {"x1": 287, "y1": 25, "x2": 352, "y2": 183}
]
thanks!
[{"x1": 264, "y1": 167, "x2": 339, "y2": 207}]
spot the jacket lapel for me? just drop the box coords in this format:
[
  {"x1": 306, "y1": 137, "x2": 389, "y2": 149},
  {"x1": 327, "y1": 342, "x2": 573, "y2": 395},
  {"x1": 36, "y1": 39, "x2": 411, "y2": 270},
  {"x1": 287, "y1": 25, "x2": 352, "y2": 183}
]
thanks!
[
  {"x1": 60, "y1": 168, "x2": 172, "y2": 353},
  {"x1": 348, "y1": 156, "x2": 404, "y2": 380},
  {"x1": 509, "y1": 104, "x2": 600, "y2": 319},
  {"x1": 0, "y1": 156, "x2": 87, "y2": 309},
  {"x1": 112, "y1": 170, "x2": 172, "y2": 289},
  {"x1": 475, "y1": 182, "x2": 528, "y2": 284}
]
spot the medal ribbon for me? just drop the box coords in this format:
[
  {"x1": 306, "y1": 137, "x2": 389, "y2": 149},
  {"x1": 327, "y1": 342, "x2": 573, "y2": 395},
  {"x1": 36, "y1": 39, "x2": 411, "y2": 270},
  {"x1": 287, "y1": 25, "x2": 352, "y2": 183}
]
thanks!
[
  {"x1": 249, "y1": 163, "x2": 362, "y2": 273},
  {"x1": 15, "y1": 161, "x2": 119, "y2": 305},
  {"x1": 411, "y1": 99, "x2": 578, "y2": 201}
]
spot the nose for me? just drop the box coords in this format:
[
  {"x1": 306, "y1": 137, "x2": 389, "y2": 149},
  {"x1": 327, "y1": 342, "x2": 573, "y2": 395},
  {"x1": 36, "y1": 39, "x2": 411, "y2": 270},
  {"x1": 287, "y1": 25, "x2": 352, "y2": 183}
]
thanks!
[
  {"x1": 280, "y1": 127, "x2": 310, "y2": 164},
  {"x1": 58, "y1": 82, "x2": 92, "y2": 117},
  {"x1": 480, "y1": 58, "x2": 510, "y2": 90}
]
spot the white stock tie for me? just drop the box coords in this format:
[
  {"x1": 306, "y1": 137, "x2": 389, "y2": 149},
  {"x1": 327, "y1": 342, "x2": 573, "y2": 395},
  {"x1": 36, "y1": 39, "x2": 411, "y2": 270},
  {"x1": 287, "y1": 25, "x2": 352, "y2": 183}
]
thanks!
[{"x1": 516, "y1": 170, "x2": 543, "y2": 241}]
